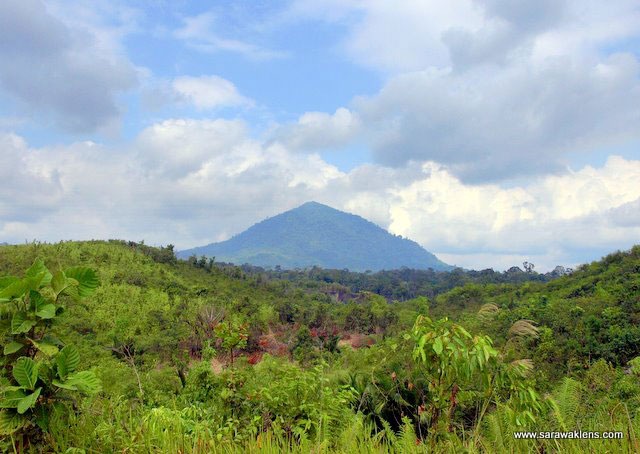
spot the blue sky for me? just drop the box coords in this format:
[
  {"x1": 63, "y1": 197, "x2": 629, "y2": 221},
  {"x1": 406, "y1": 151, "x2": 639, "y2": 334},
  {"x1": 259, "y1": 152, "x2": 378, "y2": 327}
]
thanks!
[{"x1": 1, "y1": 0, "x2": 640, "y2": 271}]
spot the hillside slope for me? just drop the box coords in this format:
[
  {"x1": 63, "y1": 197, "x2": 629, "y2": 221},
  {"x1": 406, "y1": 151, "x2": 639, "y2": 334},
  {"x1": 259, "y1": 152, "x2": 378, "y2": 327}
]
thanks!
[
  {"x1": 429, "y1": 245, "x2": 640, "y2": 382},
  {"x1": 2, "y1": 240, "x2": 640, "y2": 452},
  {"x1": 179, "y1": 201, "x2": 451, "y2": 271}
]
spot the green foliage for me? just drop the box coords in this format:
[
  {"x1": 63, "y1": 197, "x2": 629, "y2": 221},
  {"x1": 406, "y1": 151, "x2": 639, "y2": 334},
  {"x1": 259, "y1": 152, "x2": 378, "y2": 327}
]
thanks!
[
  {"x1": 411, "y1": 315, "x2": 542, "y2": 437},
  {"x1": 0, "y1": 241, "x2": 638, "y2": 452},
  {"x1": 215, "y1": 317, "x2": 248, "y2": 365},
  {"x1": 178, "y1": 201, "x2": 451, "y2": 272},
  {"x1": 0, "y1": 259, "x2": 101, "y2": 442}
]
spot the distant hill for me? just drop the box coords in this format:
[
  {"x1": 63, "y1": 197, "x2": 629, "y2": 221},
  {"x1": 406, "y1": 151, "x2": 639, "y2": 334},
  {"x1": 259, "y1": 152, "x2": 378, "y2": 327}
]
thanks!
[{"x1": 178, "y1": 201, "x2": 452, "y2": 271}]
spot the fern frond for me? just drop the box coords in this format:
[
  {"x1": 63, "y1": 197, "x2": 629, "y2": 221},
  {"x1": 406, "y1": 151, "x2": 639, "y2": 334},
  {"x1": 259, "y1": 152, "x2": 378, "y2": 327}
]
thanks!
[{"x1": 548, "y1": 377, "x2": 582, "y2": 431}]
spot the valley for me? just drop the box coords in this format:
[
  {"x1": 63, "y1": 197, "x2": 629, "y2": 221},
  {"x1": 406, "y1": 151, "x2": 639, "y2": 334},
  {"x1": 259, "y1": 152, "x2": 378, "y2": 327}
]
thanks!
[{"x1": 1, "y1": 240, "x2": 639, "y2": 452}]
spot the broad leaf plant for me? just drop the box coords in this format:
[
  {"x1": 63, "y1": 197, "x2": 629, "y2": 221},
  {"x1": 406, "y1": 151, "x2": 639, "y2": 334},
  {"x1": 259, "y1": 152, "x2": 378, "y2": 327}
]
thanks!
[{"x1": 0, "y1": 259, "x2": 101, "y2": 438}]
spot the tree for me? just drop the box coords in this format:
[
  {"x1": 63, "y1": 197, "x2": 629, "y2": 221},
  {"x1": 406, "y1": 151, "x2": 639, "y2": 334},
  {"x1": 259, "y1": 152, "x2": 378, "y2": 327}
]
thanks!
[{"x1": 214, "y1": 317, "x2": 248, "y2": 366}]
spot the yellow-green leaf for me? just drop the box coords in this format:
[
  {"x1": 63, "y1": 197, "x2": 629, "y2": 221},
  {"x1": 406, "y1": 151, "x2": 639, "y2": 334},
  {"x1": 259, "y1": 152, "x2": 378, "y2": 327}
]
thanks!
[
  {"x1": 0, "y1": 410, "x2": 27, "y2": 435},
  {"x1": 29, "y1": 338, "x2": 59, "y2": 356},
  {"x1": 63, "y1": 267, "x2": 99, "y2": 299},
  {"x1": 11, "y1": 312, "x2": 37, "y2": 334},
  {"x1": 51, "y1": 271, "x2": 69, "y2": 297},
  {"x1": 0, "y1": 390, "x2": 26, "y2": 409},
  {"x1": 3, "y1": 341, "x2": 24, "y2": 355},
  {"x1": 12, "y1": 357, "x2": 39, "y2": 390},
  {"x1": 17, "y1": 388, "x2": 41, "y2": 414},
  {"x1": 56, "y1": 345, "x2": 80, "y2": 378},
  {"x1": 433, "y1": 338, "x2": 444, "y2": 355},
  {"x1": 25, "y1": 259, "x2": 52, "y2": 287}
]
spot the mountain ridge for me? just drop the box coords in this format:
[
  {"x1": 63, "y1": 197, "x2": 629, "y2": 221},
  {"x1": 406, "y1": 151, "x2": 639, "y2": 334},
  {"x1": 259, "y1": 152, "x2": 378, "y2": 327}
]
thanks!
[{"x1": 178, "y1": 201, "x2": 451, "y2": 271}]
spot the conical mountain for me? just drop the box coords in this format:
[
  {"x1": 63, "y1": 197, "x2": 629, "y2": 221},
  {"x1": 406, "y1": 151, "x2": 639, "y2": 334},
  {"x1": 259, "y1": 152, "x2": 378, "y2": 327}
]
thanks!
[{"x1": 178, "y1": 202, "x2": 451, "y2": 271}]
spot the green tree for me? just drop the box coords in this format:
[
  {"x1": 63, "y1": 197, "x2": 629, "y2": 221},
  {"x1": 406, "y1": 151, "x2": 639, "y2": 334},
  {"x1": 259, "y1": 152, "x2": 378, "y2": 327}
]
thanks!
[{"x1": 214, "y1": 317, "x2": 248, "y2": 366}]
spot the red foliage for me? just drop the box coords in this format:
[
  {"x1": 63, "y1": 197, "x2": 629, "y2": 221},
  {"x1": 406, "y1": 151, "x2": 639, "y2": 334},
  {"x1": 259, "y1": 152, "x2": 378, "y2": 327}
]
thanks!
[{"x1": 248, "y1": 352, "x2": 263, "y2": 365}]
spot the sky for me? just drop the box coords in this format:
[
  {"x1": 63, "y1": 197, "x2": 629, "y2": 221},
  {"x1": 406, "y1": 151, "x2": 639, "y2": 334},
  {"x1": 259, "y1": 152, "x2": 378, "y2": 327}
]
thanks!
[{"x1": 1, "y1": 0, "x2": 640, "y2": 271}]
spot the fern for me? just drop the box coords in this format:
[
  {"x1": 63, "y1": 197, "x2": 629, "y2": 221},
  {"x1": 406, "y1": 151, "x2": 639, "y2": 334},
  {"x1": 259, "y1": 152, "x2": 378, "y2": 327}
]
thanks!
[{"x1": 547, "y1": 378, "x2": 582, "y2": 431}]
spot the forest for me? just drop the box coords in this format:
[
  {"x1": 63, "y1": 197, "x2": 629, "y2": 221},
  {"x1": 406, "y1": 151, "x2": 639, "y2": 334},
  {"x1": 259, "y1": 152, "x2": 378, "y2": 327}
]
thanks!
[{"x1": 1, "y1": 240, "x2": 639, "y2": 452}]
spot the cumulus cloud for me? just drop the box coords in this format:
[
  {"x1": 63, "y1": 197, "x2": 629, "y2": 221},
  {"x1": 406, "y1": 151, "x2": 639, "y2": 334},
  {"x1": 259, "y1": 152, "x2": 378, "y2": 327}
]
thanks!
[
  {"x1": 0, "y1": 0, "x2": 137, "y2": 133},
  {"x1": 291, "y1": 0, "x2": 640, "y2": 73},
  {"x1": 0, "y1": 134, "x2": 63, "y2": 222},
  {"x1": 0, "y1": 121, "x2": 343, "y2": 248},
  {"x1": 442, "y1": 0, "x2": 568, "y2": 70},
  {"x1": 284, "y1": 0, "x2": 640, "y2": 182},
  {"x1": 386, "y1": 157, "x2": 640, "y2": 269},
  {"x1": 171, "y1": 76, "x2": 253, "y2": 110},
  {"x1": 1, "y1": 122, "x2": 639, "y2": 271},
  {"x1": 353, "y1": 53, "x2": 640, "y2": 182},
  {"x1": 291, "y1": 0, "x2": 484, "y2": 72},
  {"x1": 607, "y1": 197, "x2": 640, "y2": 228},
  {"x1": 272, "y1": 108, "x2": 361, "y2": 152}
]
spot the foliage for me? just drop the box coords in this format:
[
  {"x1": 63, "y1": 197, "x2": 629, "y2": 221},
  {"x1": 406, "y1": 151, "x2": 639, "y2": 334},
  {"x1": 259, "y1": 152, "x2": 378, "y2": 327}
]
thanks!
[
  {"x1": 0, "y1": 240, "x2": 638, "y2": 452},
  {"x1": 178, "y1": 201, "x2": 450, "y2": 271},
  {"x1": 411, "y1": 315, "x2": 542, "y2": 437},
  {"x1": 214, "y1": 317, "x2": 248, "y2": 365},
  {"x1": 0, "y1": 259, "x2": 101, "y2": 445}
]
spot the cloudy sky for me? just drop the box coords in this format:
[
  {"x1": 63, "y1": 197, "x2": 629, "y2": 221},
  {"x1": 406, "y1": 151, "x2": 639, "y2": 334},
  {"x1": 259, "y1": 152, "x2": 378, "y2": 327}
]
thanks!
[{"x1": 1, "y1": 0, "x2": 639, "y2": 271}]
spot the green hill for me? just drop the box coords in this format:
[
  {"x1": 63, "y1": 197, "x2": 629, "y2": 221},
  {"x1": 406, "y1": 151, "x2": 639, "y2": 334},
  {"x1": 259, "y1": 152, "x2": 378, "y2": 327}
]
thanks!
[
  {"x1": 178, "y1": 201, "x2": 451, "y2": 271},
  {"x1": 2, "y1": 240, "x2": 640, "y2": 452},
  {"x1": 429, "y1": 245, "x2": 640, "y2": 383}
]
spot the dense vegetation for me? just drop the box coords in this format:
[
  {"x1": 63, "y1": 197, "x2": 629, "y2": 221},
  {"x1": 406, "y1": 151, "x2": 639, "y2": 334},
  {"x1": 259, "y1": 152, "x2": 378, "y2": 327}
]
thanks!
[
  {"x1": 178, "y1": 201, "x2": 451, "y2": 271},
  {"x1": 1, "y1": 240, "x2": 639, "y2": 452},
  {"x1": 232, "y1": 262, "x2": 562, "y2": 302}
]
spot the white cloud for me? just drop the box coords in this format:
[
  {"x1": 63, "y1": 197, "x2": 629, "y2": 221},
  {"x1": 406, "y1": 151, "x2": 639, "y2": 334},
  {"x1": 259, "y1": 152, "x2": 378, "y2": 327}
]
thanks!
[
  {"x1": 290, "y1": 0, "x2": 483, "y2": 72},
  {"x1": 1, "y1": 123, "x2": 639, "y2": 271},
  {"x1": 0, "y1": 0, "x2": 137, "y2": 133},
  {"x1": 385, "y1": 157, "x2": 640, "y2": 269},
  {"x1": 290, "y1": 0, "x2": 640, "y2": 73},
  {"x1": 0, "y1": 121, "x2": 343, "y2": 249},
  {"x1": 171, "y1": 75, "x2": 253, "y2": 110},
  {"x1": 0, "y1": 133, "x2": 63, "y2": 222},
  {"x1": 174, "y1": 12, "x2": 286, "y2": 60},
  {"x1": 609, "y1": 198, "x2": 640, "y2": 227},
  {"x1": 353, "y1": 53, "x2": 640, "y2": 182},
  {"x1": 272, "y1": 107, "x2": 361, "y2": 151},
  {"x1": 284, "y1": 0, "x2": 640, "y2": 183},
  {"x1": 134, "y1": 118, "x2": 250, "y2": 177}
]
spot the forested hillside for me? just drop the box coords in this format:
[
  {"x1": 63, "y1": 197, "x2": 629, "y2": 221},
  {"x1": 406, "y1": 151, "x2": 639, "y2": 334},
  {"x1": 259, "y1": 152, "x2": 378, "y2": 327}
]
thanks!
[
  {"x1": 238, "y1": 262, "x2": 560, "y2": 301},
  {"x1": 1, "y1": 241, "x2": 639, "y2": 452},
  {"x1": 179, "y1": 202, "x2": 451, "y2": 271}
]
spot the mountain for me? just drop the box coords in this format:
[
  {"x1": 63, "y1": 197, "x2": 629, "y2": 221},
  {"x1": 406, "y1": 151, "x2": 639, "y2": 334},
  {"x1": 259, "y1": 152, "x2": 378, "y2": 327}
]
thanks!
[{"x1": 178, "y1": 201, "x2": 451, "y2": 271}]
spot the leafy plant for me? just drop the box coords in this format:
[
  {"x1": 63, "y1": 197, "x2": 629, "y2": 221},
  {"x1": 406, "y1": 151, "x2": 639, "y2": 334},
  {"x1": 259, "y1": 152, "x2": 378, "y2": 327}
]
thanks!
[
  {"x1": 411, "y1": 315, "x2": 542, "y2": 440},
  {"x1": 215, "y1": 317, "x2": 248, "y2": 366},
  {"x1": 0, "y1": 259, "x2": 101, "y2": 442}
]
